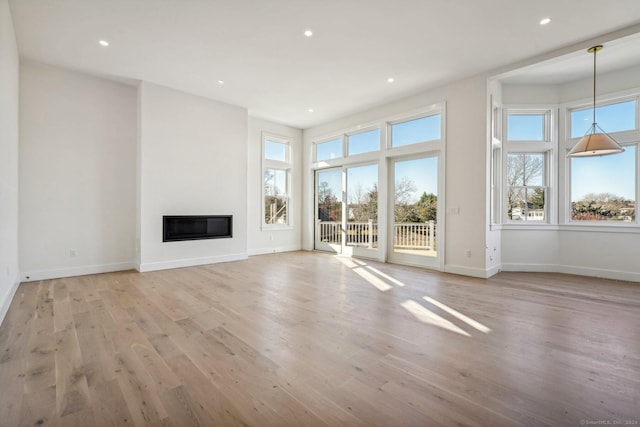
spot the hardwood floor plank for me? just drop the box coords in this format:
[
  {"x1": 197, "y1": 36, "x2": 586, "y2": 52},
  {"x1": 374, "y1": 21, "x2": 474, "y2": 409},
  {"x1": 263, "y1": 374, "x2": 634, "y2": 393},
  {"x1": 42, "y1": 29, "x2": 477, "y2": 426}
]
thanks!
[
  {"x1": 88, "y1": 379, "x2": 135, "y2": 427},
  {"x1": 54, "y1": 325, "x2": 90, "y2": 417},
  {"x1": 1, "y1": 251, "x2": 639, "y2": 425}
]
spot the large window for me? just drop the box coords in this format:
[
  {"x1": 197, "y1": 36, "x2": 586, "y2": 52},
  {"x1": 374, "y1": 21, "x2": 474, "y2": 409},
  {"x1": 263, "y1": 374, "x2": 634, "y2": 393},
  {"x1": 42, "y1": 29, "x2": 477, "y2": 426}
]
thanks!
[
  {"x1": 499, "y1": 97, "x2": 639, "y2": 227},
  {"x1": 263, "y1": 134, "x2": 291, "y2": 228},
  {"x1": 566, "y1": 97, "x2": 638, "y2": 224},
  {"x1": 570, "y1": 147, "x2": 636, "y2": 222}
]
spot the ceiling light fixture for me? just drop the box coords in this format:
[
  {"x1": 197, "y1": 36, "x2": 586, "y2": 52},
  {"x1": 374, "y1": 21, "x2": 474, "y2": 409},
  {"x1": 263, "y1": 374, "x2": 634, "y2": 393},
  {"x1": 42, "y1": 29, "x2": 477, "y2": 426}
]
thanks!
[
  {"x1": 387, "y1": 77, "x2": 395, "y2": 83},
  {"x1": 539, "y1": 17, "x2": 551, "y2": 25},
  {"x1": 567, "y1": 45, "x2": 624, "y2": 157},
  {"x1": 99, "y1": 40, "x2": 109, "y2": 47},
  {"x1": 217, "y1": 80, "x2": 224, "y2": 85},
  {"x1": 308, "y1": 108, "x2": 314, "y2": 113},
  {"x1": 304, "y1": 30, "x2": 313, "y2": 37}
]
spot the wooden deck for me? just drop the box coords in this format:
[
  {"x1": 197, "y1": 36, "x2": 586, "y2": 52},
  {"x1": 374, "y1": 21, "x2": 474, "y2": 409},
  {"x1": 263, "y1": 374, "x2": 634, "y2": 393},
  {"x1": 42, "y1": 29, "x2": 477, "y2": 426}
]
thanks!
[{"x1": 1, "y1": 251, "x2": 639, "y2": 426}]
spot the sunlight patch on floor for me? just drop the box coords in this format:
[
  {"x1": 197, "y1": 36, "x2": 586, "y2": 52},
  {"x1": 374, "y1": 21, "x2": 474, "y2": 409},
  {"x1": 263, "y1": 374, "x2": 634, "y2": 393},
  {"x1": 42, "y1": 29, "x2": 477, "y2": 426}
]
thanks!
[
  {"x1": 423, "y1": 296, "x2": 491, "y2": 333},
  {"x1": 401, "y1": 300, "x2": 470, "y2": 336}
]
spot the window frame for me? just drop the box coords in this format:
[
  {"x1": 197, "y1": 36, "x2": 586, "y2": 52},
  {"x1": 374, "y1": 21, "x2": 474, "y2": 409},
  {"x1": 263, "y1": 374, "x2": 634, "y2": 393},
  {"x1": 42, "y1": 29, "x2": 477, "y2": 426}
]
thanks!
[
  {"x1": 562, "y1": 94, "x2": 640, "y2": 227},
  {"x1": 501, "y1": 106, "x2": 558, "y2": 225},
  {"x1": 262, "y1": 133, "x2": 292, "y2": 230}
]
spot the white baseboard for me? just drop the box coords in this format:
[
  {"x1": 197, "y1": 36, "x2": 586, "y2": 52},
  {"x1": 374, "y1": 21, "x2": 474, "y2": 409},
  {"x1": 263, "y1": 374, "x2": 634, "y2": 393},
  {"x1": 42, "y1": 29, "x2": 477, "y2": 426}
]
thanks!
[
  {"x1": 21, "y1": 261, "x2": 136, "y2": 282},
  {"x1": 501, "y1": 263, "x2": 640, "y2": 282},
  {"x1": 0, "y1": 277, "x2": 21, "y2": 327},
  {"x1": 444, "y1": 264, "x2": 495, "y2": 279},
  {"x1": 138, "y1": 252, "x2": 248, "y2": 273},
  {"x1": 247, "y1": 245, "x2": 301, "y2": 257},
  {"x1": 485, "y1": 264, "x2": 501, "y2": 278}
]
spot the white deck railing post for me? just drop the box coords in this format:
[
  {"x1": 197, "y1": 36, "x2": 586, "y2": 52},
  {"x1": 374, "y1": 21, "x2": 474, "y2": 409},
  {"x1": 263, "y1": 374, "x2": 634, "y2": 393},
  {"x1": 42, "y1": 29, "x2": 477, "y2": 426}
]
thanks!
[{"x1": 428, "y1": 220, "x2": 435, "y2": 250}]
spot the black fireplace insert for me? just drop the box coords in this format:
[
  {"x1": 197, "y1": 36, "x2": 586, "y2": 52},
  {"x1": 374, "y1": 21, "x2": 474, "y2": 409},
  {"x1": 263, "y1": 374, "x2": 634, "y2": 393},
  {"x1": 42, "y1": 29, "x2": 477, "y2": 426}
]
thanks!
[{"x1": 163, "y1": 215, "x2": 232, "y2": 242}]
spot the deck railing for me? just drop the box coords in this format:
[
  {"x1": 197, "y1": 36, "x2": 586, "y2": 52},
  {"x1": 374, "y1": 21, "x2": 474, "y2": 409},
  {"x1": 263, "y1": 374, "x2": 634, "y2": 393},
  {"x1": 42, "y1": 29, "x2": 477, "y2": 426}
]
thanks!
[{"x1": 317, "y1": 220, "x2": 436, "y2": 250}]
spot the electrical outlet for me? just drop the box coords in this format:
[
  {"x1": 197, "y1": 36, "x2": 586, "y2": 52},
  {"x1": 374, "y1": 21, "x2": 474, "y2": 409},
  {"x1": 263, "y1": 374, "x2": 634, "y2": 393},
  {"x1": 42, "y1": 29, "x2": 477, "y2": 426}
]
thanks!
[
  {"x1": 464, "y1": 249, "x2": 471, "y2": 258},
  {"x1": 70, "y1": 248, "x2": 77, "y2": 257}
]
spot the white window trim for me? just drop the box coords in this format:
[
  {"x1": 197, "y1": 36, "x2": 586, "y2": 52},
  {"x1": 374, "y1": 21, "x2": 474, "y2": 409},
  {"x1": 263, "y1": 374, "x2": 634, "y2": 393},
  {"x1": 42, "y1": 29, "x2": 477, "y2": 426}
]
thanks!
[
  {"x1": 561, "y1": 92, "x2": 640, "y2": 227},
  {"x1": 501, "y1": 106, "x2": 558, "y2": 225},
  {"x1": 262, "y1": 133, "x2": 292, "y2": 230}
]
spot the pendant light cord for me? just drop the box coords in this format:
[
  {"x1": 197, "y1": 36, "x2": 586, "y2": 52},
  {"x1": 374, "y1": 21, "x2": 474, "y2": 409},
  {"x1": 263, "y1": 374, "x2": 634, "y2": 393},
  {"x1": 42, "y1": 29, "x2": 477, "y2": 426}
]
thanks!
[{"x1": 592, "y1": 47, "x2": 597, "y2": 127}]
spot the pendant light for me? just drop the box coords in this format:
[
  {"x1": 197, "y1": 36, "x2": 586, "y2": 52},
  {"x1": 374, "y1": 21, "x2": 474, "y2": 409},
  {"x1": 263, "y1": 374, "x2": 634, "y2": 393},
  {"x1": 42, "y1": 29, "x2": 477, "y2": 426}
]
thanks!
[{"x1": 567, "y1": 45, "x2": 625, "y2": 157}]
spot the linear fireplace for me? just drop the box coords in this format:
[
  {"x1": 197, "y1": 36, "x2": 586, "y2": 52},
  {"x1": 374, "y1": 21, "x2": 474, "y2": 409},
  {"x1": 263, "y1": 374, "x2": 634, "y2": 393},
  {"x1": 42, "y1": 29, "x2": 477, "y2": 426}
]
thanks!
[{"x1": 163, "y1": 215, "x2": 233, "y2": 242}]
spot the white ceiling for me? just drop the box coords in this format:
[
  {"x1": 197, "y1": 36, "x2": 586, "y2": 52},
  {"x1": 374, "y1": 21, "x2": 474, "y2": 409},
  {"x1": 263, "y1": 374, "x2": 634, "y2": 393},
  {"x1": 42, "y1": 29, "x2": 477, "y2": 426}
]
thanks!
[{"x1": 8, "y1": 0, "x2": 640, "y2": 128}]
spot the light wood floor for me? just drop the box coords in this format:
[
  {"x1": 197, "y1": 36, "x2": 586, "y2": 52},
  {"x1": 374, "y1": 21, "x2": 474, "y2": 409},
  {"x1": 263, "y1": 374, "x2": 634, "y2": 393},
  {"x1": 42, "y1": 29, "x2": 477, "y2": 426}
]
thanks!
[{"x1": 1, "y1": 251, "x2": 639, "y2": 426}]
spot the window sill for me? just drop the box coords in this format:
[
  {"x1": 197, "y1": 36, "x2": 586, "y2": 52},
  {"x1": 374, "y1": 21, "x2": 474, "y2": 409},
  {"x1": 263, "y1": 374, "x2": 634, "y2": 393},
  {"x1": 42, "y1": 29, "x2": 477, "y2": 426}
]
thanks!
[
  {"x1": 499, "y1": 223, "x2": 640, "y2": 234},
  {"x1": 262, "y1": 225, "x2": 294, "y2": 231}
]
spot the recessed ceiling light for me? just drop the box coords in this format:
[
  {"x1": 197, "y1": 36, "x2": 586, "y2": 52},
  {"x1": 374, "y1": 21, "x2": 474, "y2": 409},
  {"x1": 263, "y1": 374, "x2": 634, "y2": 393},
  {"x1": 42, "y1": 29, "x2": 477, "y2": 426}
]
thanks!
[
  {"x1": 99, "y1": 40, "x2": 109, "y2": 47},
  {"x1": 217, "y1": 80, "x2": 224, "y2": 85},
  {"x1": 308, "y1": 108, "x2": 314, "y2": 113},
  {"x1": 387, "y1": 77, "x2": 395, "y2": 83},
  {"x1": 304, "y1": 30, "x2": 313, "y2": 37},
  {"x1": 539, "y1": 17, "x2": 551, "y2": 25}
]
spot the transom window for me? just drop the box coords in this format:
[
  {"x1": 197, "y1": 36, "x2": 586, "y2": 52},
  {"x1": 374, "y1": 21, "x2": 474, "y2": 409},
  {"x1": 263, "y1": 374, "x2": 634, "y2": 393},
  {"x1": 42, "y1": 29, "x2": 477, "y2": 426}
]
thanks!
[
  {"x1": 569, "y1": 99, "x2": 637, "y2": 138},
  {"x1": 507, "y1": 110, "x2": 552, "y2": 142},
  {"x1": 264, "y1": 138, "x2": 289, "y2": 162},
  {"x1": 347, "y1": 129, "x2": 380, "y2": 156},
  {"x1": 315, "y1": 137, "x2": 343, "y2": 162},
  {"x1": 391, "y1": 114, "x2": 441, "y2": 147}
]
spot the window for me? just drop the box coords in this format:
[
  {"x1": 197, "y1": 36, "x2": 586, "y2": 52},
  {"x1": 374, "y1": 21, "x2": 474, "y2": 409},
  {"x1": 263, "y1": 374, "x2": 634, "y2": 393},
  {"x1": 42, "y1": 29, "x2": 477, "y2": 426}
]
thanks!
[
  {"x1": 570, "y1": 146, "x2": 636, "y2": 222},
  {"x1": 391, "y1": 114, "x2": 441, "y2": 147},
  {"x1": 507, "y1": 110, "x2": 551, "y2": 141},
  {"x1": 506, "y1": 153, "x2": 547, "y2": 221},
  {"x1": 566, "y1": 97, "x2": 639, "y2": 225},
  {"x1": 315, "y1": 137, "x2": 342, "y2": 162},
  {"x1": 264, "y1": 138, "x2": 288, "y2": 162},
  {"x1": 262, "y1": 134, "x2": 291, "y2": 228},
  {"x1": 502, "y1": 107, "x2": 555, "y2": 224},
  {"x1": 569, "y1": 99, "x2": 637, "y2": 138},
  {"x1": 264, "y1": 168, "x2": 288, "y2": 224},
  {"x1": 347, "y1": 129, "x2": 380, "y2": 156}
]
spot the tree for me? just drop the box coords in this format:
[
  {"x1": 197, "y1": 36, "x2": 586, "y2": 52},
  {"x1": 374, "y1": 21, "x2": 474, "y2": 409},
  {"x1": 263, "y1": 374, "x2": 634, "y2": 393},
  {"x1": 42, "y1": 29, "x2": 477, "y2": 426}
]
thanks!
[
  {"x1": 394, "y1": 177, "x2": 417, "y2": 222},
  {"x1": 506, "y1": 154, "x2": 544, "y2": 219},
  {"x1": 317, "y1": 181, "x2": 341, "y2": 221},
  {"x1": 417, "y1": 192, "x2": 438, "y2": 222},
  {"x1": 572, "y1": 192, "x2": 634, "y2": 221}
]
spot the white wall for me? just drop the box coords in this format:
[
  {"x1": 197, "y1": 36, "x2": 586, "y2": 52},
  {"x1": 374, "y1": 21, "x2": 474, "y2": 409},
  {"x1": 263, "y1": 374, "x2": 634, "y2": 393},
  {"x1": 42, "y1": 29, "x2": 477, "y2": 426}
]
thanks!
[
  {"x1": 303, "y1": 75, "x2": 492, "y2": 277},
  {"x1": 500, "y1": 64, "x2": 640, "y2": 281},
  {"x1": 247, "y1": 117, "x2": 302, "y2": 255},
  {"x1": 0, "y1": 0, "x2": 20, "y2": 324},
  {"x1": 19, "y1": 61, "x2": 137, "y2": 281},
  {"x1": 138, "y1": 82, "x2": 248, "y2": 271}
]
